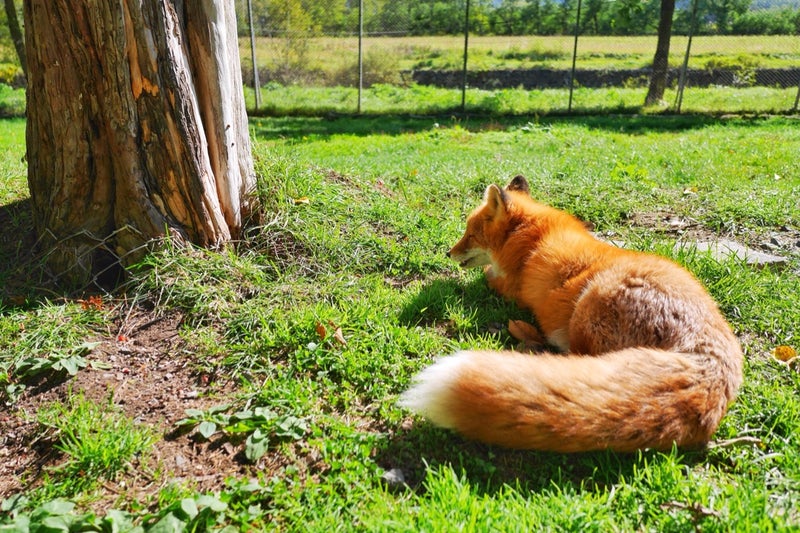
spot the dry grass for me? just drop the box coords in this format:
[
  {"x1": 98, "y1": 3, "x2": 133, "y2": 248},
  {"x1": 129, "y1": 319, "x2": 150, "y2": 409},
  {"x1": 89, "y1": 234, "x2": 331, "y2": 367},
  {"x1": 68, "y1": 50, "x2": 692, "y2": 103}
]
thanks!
[{"x1": 240, "y1": 34, "x2": 800, "y2": 77}]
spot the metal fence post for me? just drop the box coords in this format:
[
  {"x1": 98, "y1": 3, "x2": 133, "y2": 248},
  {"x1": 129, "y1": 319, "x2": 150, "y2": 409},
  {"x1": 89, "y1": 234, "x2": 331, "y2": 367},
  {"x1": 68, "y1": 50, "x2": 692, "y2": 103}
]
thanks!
[
  {"x1": 676, "y1": 0, "x2": 699, "y2": 113},
  {"x1": 568, "y1": 0, "x2": 583, "y2": 113},
  {"x1": 358, "y1": 0, "x2": 364, "y2": 114},
  {"x1": 247, "y1": 0, "x2": 261, "y2": 111},
  {"x1": 461, "y1": 0, "x2": 471, "y2": 113}
]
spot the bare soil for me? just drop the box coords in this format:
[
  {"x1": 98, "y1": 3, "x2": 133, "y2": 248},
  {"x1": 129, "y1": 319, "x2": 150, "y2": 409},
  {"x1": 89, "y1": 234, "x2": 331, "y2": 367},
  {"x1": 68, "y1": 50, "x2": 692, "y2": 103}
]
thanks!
[
  {"x1": 627, "y1": 210, "x2": 800, "y2": 259},
  {"x1": 0, "y1": 311, "x2": 255, "y2": 503}
]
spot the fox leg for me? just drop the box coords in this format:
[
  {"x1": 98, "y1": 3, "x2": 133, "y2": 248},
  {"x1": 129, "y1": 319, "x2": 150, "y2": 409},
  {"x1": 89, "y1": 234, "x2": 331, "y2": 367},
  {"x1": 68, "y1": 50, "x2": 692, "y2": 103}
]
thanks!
[{"x1": 484, "y1": 265, "x2": 511, "y2": 297}]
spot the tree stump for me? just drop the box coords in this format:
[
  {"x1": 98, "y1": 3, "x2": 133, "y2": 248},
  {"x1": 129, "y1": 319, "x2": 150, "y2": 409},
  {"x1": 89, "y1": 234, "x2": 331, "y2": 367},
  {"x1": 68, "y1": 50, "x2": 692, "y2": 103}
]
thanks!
[{"x1": 24, "y1": 1, "x2": 255, "y2": 286}]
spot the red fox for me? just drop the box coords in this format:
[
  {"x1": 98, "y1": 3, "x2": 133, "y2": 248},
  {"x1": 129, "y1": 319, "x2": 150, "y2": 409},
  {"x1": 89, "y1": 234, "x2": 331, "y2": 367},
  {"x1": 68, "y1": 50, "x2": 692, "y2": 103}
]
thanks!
[{"x1": 400, "y1": 176, "x2": 743, "y2": 452}]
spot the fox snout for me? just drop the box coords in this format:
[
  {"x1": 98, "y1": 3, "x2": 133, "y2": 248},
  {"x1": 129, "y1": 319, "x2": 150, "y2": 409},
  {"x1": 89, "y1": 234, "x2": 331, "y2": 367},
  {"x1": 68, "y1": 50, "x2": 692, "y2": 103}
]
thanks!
[{"x1": 447, "y1": 246, "x2": 491, "y2": 269}]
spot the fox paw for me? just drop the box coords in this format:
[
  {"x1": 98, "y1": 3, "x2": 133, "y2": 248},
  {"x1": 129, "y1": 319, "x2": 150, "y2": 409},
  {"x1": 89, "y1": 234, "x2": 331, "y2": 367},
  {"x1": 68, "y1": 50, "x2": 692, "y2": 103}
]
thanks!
[{"x1": 508, "y1": 319, "x2": 547, "y2": 352}]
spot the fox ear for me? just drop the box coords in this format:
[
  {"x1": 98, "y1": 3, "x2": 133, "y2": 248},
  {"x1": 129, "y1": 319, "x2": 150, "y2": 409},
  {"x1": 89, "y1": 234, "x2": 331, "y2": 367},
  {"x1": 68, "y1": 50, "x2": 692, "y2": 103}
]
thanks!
[
  {"x1": 506, "y1": 175, "x2": 530, "y2": 195},
  {"x1": 484, "y1": 184, "x2": 509, "y2": 218}
]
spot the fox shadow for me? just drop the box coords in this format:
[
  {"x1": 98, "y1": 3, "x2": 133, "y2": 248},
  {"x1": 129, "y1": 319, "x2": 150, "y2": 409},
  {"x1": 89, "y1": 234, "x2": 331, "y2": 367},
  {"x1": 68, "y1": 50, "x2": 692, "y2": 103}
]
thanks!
[
  {"x1": 373, "y1": 418, "x2": 711, "y2": 498},
  {"x1": 397, "y1": 273, "x2": 531, "y2": 343}
]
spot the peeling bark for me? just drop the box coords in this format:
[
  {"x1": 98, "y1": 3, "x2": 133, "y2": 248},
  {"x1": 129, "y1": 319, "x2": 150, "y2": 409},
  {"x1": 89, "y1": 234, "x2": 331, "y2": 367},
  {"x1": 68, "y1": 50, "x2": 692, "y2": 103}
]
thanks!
[{"x1": 24, "y1": 0, "x2": 255, "y2": 286}]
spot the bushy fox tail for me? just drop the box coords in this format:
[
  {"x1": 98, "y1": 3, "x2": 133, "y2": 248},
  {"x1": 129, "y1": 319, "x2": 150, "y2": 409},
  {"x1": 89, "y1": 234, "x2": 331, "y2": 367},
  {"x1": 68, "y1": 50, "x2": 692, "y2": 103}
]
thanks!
[{"x1": 399, "y1": 348, "x2": 739, "y2": 452}]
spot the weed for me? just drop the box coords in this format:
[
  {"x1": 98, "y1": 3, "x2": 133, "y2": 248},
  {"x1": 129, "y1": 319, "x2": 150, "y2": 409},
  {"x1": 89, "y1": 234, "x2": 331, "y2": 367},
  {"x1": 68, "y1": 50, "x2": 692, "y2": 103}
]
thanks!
[
  {"x1": 174, "y1": 403, "x2": 308, "y2": 462},
  {"x1": 34, "y1": 392, "x2": 153, "y2": 498},
  {"x1": 1, "y1": 302, "x2": 111, "y2": 404}
]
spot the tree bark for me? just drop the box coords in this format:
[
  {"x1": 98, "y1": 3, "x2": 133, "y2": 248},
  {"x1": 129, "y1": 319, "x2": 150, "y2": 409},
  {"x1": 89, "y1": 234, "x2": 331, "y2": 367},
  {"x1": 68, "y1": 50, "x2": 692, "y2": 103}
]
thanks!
[
  {"x1": 24, "y1": 0, "x2": 255, "y2": 286},
  {"x1": 645, "y1": 0, "x2": 675, "y2": 106},
  {"x1": 3, "y1": 0, "x2": 26, "y2": 76}
]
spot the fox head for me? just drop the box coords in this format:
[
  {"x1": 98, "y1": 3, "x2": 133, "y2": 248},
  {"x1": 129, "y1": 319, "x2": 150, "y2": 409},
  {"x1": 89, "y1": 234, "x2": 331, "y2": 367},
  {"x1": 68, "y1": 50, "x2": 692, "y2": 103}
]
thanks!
[{"x1": 447, "y1": 175, "x2": 531, "y2": 268}]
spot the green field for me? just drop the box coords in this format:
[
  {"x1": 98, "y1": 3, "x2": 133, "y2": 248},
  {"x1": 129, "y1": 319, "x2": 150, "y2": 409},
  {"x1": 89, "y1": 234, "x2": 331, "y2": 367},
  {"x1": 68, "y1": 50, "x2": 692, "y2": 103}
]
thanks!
[
  {"x1": 244, "y1": 84, "x2": 800, "y2": 116},
  {"x1": 2, "y1": 35, "x2": 798, "y2": 118},
  {"x1": 2, "y1": 114, "x2": 800, "y2": 530},
  {"x1": 236, "y1": 34, "x2": 800, "y2": 115},
  {"x1": 241, "y1": 34, "x2": 800, "y2": 83}
]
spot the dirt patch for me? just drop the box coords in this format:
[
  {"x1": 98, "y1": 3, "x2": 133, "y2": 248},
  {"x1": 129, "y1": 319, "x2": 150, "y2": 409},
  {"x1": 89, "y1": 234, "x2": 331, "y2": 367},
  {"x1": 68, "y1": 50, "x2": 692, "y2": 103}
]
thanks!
[
  {"x1": 0, "y1": 311, "x2": 260, "y2": 503},
  {"x1": 628, "y1": 211, "x2": 800, "y2": 260}
]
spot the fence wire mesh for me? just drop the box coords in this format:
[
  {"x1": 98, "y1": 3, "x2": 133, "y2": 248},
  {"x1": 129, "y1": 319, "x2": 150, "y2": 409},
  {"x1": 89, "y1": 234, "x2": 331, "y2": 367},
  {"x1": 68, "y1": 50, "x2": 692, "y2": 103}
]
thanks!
[{"x1": 236, "y1": 0, "x2": 800, "y2": 115}]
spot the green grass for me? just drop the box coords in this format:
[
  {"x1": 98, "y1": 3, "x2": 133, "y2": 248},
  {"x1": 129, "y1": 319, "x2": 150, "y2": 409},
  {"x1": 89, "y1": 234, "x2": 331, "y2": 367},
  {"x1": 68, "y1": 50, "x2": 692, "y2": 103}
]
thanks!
[
  {"x1": 244, "y1": 83, "x2": 800, "y2": 116},
  {"x1": 2, "y1": 115, "x2": 800, "y2": 529},
  {"x1": 0, "y1": 84, "x2": 25, "y2": 118},
  {"x1": 0, "y1": 117, "x2": 26, "y2": 200},
  {"x1": 0, "y1": 301, "x2": 110, "y2": 402},
  {"x1": 34, "y1": 392, "x2": 154, "y2": 497}
]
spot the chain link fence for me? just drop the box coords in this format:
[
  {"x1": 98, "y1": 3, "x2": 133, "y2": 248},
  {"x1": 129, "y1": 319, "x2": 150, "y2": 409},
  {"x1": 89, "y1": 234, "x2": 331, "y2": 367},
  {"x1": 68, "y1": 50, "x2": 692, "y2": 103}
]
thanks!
[{"x1": 236, "y1": 0, "x2": 800, "y2": 115}]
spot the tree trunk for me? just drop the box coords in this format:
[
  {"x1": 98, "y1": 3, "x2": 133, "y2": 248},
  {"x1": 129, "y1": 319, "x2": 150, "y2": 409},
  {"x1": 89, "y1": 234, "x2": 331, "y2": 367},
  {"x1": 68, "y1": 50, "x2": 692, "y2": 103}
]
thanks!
[
  {"x1": 24, "y1": 0, "x2": 255, "y2": 286},
  {"x1": 3, "y1": 0, "x2": 26, "y2": 76},
  {"x1": 645, "y1": 0, "x2": 675, "y2": 106}
]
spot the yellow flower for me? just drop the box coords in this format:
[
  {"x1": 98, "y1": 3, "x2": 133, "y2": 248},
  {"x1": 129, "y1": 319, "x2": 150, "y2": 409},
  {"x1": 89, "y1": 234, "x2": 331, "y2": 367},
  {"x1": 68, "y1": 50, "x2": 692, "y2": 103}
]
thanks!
[{"x1": 773, "y1": 345, "x2": 797, "y2": 362}]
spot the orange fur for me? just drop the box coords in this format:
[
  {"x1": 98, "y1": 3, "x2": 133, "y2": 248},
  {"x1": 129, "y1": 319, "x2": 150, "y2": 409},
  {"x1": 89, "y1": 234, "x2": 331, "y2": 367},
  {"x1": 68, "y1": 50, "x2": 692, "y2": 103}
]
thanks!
[{"x1": 399, "y1": 176, "x2": 743, "y2": 452}]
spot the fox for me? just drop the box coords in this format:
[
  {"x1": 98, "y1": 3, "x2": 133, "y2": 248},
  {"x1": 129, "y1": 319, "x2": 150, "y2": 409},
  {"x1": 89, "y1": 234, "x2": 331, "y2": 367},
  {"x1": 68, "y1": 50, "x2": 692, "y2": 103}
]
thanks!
[{"x1": 399, "y1": 175, "x2": 743, "y2": 453}]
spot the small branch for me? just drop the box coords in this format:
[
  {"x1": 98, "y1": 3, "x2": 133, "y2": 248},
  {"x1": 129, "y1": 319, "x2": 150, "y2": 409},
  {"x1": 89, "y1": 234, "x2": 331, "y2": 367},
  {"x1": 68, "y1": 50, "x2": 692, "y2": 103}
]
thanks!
[
  {"x1": 707, "y1": 436, "x2": 762, "y2": 449},
  {"x1": 660, "y1": 500, "x2": 721, "y2": 519}
]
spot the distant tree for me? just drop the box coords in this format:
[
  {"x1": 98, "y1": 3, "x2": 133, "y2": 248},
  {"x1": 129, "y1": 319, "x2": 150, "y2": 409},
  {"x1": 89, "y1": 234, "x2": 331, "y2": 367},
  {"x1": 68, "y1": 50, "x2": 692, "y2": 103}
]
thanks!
[
  {"x1": 731, "y1": 7, "x2": 799, "y2": 34},
  {"x1": 492, "y1": 0, "x2": 527, "y2": 35},
  {"x1": 604, "y1": 0, "x2": 660, "y2": 35},
  {"x1": 470, "y1": 0, "x2": 494, "y2": 34},
  {"x1": 303, "y1": 0, "x2": 347, "y2": 34},
  {"x1": 580, "y1": 0, "x2": 606, "y2": 34},
  {"x1": 536, "y1": 0, "x2": 567, "y2": 35},
  {"x1": 261, "y1": 0, "x2": 316, "y2": 35},
  {"x1": 375, "y1": 0, "x2": 411, "y2": 34},
  {"x1": 3, "y1": 0, "x2": 25, "y2": 75},
  {"x1": 704, "y1": 0, "x2": 751, "y2": 34},
  {"x1": 645, "y1": 0, "x2": 676, "y2": 105}
]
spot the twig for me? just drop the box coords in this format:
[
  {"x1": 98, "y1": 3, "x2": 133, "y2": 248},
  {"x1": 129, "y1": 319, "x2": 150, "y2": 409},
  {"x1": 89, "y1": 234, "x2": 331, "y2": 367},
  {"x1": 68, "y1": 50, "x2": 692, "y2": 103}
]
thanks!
[
  {"x1": 660, "y1": 500, "x2": 721, "y2": 519},
  {"x1": 707, "y1": 436, "x2": 762, "y2": 449}
]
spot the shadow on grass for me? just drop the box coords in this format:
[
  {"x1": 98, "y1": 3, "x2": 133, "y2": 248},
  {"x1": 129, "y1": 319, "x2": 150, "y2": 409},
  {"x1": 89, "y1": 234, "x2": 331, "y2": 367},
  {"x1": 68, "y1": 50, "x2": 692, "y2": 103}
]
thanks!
[
  {"x1": 374, "y1": 418, "x2": 708, "y2": 496},
  {"x1": 397, "y1": 274, "x2": 530, "y2": 344},
  {"x1": 0, "y1": 198, "x2": 55, "y2": 307},
  {"x1": 250, "y1": 112, "x2": 776, "y2": 143}
]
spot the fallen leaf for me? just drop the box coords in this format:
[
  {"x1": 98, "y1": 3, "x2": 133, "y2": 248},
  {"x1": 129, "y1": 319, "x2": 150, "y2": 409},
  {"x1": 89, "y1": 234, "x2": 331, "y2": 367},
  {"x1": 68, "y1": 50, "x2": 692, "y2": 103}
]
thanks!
[
  {"x1": 293, "y1": 196, "x2": 310, "y2": 205},
  {"x1": 773, "y1": 345, "x2": 797, "y2": 362},
  {"x1": 79, "y1": 295, "x2": 104, "y2": 311},
  {"x1": 332, "y1": 327, "x2": 347, "y2": 347},
  {"x1": 315, "y1": 322, "x2": 327, "y2": 340}
]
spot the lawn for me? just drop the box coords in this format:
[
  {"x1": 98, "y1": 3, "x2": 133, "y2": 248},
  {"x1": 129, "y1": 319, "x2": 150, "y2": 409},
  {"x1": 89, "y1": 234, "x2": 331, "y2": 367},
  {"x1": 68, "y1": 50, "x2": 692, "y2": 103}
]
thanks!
[
  {"x1": 244, "y1": 83, "x2": 800, "y2": 116},
  {"x1": 1, "y1": 114, "x2": 800, "y2": 530}
]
